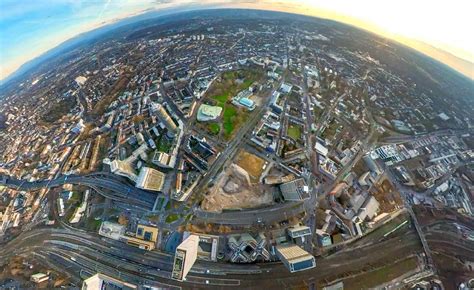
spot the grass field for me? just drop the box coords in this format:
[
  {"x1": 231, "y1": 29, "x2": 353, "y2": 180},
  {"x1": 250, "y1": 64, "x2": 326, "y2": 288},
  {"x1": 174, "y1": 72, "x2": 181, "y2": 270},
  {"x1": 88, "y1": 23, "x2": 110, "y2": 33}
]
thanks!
[
  {"x1": 206, "y1": 69, "x2": 262, "y2": 140},
  {"x1": 158, "y1": 138, "x2": 172, "y2": 153},
  {"x1": 207, "y1": 123, "x2": 221, "y2": 135},
  {"x1": 343, "y1": 256, "x2": 418, "y2": 290},
  {"x1": 287, "y1": 124, "x2": 302, "y2": 140},
  {"x1": 213, "y1": 94, "x2": 228, "y2": 107},
  {"x1": 166, "y1": 214, "x2": 180, "y2": 223},
  {"x1": 223, "y1": 106, "x2": 238, "y2": 138}
]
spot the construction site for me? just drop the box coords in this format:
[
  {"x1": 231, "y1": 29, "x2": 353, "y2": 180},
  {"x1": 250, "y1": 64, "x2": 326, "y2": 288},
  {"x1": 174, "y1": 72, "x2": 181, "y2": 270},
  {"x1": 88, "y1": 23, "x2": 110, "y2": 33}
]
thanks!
[{"x1": 201, "y1": 163, "x2": 274, "y2": 212}]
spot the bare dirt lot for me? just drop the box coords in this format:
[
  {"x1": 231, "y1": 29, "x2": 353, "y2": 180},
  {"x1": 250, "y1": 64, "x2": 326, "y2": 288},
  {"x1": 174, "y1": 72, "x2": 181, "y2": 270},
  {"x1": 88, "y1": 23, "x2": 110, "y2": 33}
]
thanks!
[
  {"x1": 0, "y1": 256, "x2": 70, "y2": 288},
  {"x1": 234, "y1": 150, "x2": 266, "y2": 183},
  {"x1": 201, "y1": 163, "x2": 274, "y2": 212}
]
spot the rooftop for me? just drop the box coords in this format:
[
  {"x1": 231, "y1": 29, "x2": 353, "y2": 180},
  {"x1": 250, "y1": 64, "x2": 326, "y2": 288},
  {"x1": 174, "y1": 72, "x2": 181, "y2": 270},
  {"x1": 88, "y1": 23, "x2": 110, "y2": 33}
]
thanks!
[{"x1": 135, "y1": 167, "x2": 166, "y2": 192}]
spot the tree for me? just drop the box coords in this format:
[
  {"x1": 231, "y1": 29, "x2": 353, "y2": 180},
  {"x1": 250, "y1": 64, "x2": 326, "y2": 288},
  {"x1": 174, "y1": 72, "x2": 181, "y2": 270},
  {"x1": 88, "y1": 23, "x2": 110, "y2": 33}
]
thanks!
[{"x1": 118, "y1": 214, "x2": 129, "y2": 226}]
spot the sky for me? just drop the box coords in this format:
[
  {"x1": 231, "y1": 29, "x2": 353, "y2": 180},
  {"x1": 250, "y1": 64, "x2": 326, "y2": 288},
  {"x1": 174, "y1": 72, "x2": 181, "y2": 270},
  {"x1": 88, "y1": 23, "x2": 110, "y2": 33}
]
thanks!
[{"x1": 1, "y1": 0, "x2": 473, "y2": 80}]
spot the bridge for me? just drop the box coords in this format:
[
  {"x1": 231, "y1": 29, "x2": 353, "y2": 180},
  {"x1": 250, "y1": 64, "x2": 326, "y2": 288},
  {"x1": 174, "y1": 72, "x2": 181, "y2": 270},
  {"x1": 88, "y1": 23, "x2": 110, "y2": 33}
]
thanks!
[{"x1": 0, "y1": 172, "x2": 157, "y2": 210}]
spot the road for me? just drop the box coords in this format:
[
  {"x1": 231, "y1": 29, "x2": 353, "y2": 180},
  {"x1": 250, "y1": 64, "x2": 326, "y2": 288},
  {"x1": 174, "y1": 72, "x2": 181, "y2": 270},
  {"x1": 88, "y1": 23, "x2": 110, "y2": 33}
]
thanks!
[
  {"x1": 0, "y1": 172, "x2": 158, "y2": 210},
  {"x1": 0, "y1": 219, "x2": 424, "y2": 289}
]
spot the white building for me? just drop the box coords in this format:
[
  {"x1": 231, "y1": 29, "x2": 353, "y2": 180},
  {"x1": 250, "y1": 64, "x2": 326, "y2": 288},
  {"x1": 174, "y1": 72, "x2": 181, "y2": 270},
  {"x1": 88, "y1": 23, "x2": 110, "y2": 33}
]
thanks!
[
  {"x1": 82, "y1": 273, "x2": 137, "y2": 290},
  {"x1": 172, "y1": 235, "x2": 200, "y2": 281}
]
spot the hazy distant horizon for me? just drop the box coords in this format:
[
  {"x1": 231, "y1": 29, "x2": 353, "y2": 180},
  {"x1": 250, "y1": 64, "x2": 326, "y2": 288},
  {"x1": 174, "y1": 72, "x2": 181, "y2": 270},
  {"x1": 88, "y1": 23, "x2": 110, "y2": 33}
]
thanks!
[{"x1": 1, "y1": 0, "x2": 473, "y2": 81}]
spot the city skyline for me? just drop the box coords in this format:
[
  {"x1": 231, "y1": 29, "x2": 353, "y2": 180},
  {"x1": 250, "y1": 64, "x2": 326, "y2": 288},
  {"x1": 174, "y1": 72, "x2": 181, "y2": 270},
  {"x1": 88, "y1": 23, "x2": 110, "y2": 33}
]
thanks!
[{"x1": 0, "y1": 0, "x2": 473, "y2": 81}]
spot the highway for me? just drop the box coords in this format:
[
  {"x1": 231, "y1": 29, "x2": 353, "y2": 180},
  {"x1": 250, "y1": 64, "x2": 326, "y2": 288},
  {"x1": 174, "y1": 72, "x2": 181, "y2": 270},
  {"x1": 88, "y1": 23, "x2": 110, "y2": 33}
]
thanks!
[{"x1": 0, "y1": 172, "x2": 158, "y2": 210}]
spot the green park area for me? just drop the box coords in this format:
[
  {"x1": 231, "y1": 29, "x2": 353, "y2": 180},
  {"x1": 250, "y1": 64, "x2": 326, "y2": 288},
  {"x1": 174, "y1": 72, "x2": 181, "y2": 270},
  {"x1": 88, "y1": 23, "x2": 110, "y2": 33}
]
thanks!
[
  {"x1": 207, "y1": 122, "x2": 221, "y2": 135},
  {"x1": 205, "y1": 69, "x2": 262, "y2": 140},
  {"x1": 165, "y1": 214, "x2": 180, "y2": 223},
  {"x1": 287, "y1": 124, "x2": 302, "y2": 140}
]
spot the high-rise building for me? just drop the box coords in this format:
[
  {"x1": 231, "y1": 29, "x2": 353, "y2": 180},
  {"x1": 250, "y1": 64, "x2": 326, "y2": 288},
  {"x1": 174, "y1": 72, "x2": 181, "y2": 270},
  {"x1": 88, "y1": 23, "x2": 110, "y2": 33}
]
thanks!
[
  {"x1": 172, "y1": 235, "x2": 199, "y2": 281},
  {"x1": 151, "y1": 102, "x2": 177, "y2": 137}
]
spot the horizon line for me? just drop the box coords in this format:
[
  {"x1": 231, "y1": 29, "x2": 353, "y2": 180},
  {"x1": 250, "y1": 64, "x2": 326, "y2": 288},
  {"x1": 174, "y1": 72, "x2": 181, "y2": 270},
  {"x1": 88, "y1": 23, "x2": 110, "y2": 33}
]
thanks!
[{"x1": 1, "y1": 5, "x2": 473, "y2": 83}]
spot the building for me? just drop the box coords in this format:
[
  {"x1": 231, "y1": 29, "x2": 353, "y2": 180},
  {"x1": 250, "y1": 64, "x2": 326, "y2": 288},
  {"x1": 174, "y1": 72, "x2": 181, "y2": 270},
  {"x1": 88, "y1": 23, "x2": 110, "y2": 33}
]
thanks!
[
  {"x1": 172, "y1": 235, "x2": 199, "y2": 281},
  {"x1": 315, "y1": 142, "x2": 329, "y2": 157},
  {"x1": 232, "y1": 89, "x2": 256, "y2": 111},
  {"x1": 125, "y1": 224, "x2": 158, "y2": 251},
  {"x1": 197, "y1": 104, "x2": 222, "y2": 121},
  {"x1": 98, "y1": 221, "x2": 125, "y2": 241},
  {"x1": 279, "y1": 178, "x2": 310, "y2": 201},
  {"x1": 357, "y1": 196, "x2": 380, "y2": 221},
  {"x1": 183, "y1": 232, "x2": 219, "y2": 262},
  {"x1": 135, "y1": 167, "x2": 166, "y2": 192},
  {"x1": 228, "y1": 233, "x2": 271, "y2": 263},
  {"x1": 82, "y1": 273, "x2": 137, "y2": 290},
  {"x1": 30, "y1": 273, "x2": 49, "y2": 284},
  {"x1": 363, "y1": 154, "x2": 381, "y2": 174},
  {"x1": 110, "y1": 160, "x2": 138, "y2": 182},
  {"x1": 280, "y1": 83, "x2": 293, "y2": 93},
  {"x1": 276, "y1": 244, "x2": 316, "y2": 273},
  {"x1": 238, "y1": 97, "x2": 256, "y2": 110},
  {"x1": 151, "y1": 102, "x2": 177, "y2": 137},
  {"x1": 287, "y1": 225, "x2": 312, "y2": 240},
  {"x1": 270, "y1": 91, "x2": 284, "y2": 114},
  {"x1": 75, "y1": 76, "x2": 87, "y2": 86},
  {"x1": 136, "y1": 224, "x2": 159, "y2": 243},
  {"x1": 315, "y1": 229, "x2": 332, "y2": 247},
  {"x1": 125, "y1": 236, "x2": 156, "y2": 251},
  {"x1": 358, "y1": 171, "x2": 373, "y2": 187}
]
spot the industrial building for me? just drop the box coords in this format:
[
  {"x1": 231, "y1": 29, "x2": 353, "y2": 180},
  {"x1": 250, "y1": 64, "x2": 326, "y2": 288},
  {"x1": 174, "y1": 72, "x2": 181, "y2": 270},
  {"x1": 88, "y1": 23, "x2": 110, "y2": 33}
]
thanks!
[
  {"x1": 172, "y1": 235, "x2": 200, "y2": 281},
  {"x1": 276, "y1": 244, "x2": 316, "y2": 273}
]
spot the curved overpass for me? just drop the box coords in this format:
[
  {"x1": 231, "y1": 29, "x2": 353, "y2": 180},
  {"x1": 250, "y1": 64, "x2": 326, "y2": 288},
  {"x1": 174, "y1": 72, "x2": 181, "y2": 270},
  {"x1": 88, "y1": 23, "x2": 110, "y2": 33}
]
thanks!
[{"x1": 0, "y1": 172, "x2": 157, "y2": 209}]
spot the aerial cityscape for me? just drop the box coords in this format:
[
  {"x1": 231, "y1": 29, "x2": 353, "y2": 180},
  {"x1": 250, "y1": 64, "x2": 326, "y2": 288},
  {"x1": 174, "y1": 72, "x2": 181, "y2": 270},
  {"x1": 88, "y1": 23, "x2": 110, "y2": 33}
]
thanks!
[{"x1": 0, "y1": 4, "x2": 473, "y2": 290}]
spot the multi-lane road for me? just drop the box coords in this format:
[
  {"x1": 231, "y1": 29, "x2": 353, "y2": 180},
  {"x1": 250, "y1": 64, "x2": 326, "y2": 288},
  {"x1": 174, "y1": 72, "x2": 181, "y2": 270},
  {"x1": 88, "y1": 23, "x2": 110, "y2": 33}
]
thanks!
[{"x1": 0, "y1": 172, "x2": 158, "y2": 210}]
